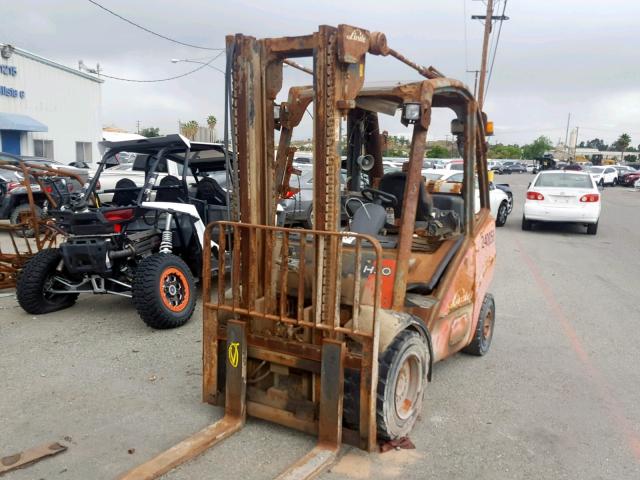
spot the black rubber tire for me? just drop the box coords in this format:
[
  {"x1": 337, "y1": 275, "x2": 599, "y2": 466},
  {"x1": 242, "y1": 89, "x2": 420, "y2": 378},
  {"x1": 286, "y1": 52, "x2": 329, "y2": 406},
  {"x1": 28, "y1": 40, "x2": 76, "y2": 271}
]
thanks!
[
  {"x1": 343, "y1": 330, "x2": 430, "y2": 441},
  {"x1": 10, "y1": 204, "x2": 42, "y2": 238},
  {"x1": 521, "y1": 215, "x2": 532, "y2": 231},
  {"x1": 376, "y1": 330, "x2": 430, "y2": 440},
  {"x1": 587, "y1": 222, "x2": 598, "y2": 235},
  {"x1": 16, "y1": 248, "x2": 79, "y2": 314},
  {"x1": 132, "y1": 253, "x2": 196, "y2": 329},
  {"x1": 495, "y1": 201, "x2": 508, "y2": 227},
  {"x1": 303, "y1": 205, "x2": 314, "y2": 229},
  {"x1": 599, "y1": 179, "x2": 604, "y2": 188},
  {"x1": 613, "y1": 178, "x2": 618, "y2": 186},
  {"x1": 463, "y1": 294, "x2": 495, "y2": 356}
]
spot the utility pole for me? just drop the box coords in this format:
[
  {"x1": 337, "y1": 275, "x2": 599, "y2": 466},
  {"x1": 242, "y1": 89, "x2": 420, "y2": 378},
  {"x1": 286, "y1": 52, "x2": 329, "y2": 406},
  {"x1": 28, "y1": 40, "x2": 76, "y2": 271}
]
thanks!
[
  {"x1": 476, "y1": 0, "x2": 493, "y2": 110},
  {"x1": 472, "y1": 0, "x2": 509, "y2": 110},
  {"x1": 564, "y1": 113, "x2": 571, "y2": 161},
  {"x1": 466, "y1": 69, "x2": 480, "y2": 98}
]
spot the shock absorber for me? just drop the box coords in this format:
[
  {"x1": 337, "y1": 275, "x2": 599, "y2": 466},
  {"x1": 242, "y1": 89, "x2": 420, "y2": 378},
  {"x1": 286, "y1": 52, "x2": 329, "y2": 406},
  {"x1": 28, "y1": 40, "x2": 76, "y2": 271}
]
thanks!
[{"x1": 159, "y1": 212, "x2": 173, "y2": 254}]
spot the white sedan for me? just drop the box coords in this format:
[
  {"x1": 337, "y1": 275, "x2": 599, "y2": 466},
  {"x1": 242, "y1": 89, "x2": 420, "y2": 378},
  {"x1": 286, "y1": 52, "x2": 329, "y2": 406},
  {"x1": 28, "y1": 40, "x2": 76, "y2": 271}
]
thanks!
[
  {"x1": 423, "y1": 169, "x2": 511, "y2": 226},
  {"x1": 522, "y1": 170, "x2": 601, "y2": 235}
]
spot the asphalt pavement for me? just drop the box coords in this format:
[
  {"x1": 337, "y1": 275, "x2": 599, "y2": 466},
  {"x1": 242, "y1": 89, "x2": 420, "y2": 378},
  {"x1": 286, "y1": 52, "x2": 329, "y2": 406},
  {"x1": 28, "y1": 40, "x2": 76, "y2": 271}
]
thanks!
[{"x1": 1, "y1": 173, "x2": 639, "y2": 479}]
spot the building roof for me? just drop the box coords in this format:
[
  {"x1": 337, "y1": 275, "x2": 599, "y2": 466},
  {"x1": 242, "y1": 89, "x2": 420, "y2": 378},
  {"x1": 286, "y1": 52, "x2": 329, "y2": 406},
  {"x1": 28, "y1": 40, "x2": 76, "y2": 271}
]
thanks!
[{"x1": 0, "y1": 43, "x2": 104, "y2": 84}]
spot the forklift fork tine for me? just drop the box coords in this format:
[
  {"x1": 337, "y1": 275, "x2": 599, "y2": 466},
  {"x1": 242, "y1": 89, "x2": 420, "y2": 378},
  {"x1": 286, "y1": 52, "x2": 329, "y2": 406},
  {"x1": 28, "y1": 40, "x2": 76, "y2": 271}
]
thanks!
[{"x1": 118, "y1": 321, "x2": 247, "y2": 480}]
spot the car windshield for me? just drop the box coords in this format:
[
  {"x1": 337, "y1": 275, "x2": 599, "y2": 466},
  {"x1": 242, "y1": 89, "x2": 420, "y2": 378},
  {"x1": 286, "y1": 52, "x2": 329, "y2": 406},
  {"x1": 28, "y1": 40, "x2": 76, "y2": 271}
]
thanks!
[
  {"x1": 589, "y1": 167, "x2": 604, "y2": 174},
  {"x1": 535, "y1": 173, "x2": 593, "y2": 188}
]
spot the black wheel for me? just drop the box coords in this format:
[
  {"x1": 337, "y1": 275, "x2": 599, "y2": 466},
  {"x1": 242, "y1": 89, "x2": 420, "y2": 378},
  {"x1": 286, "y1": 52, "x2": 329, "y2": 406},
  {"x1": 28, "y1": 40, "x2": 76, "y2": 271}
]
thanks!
[
  {"x1": 10, "y1": 204, "x2": 42, "y2": 238},
  {"x1": 495, "y1": 201, "x2": 508, "y2": 227},
  {"x1": 599, "y1": 179, "x2": 604, "y2": 188},
  {"x1": 132, "y1": 253, "x2": 196, "y2": 329},
  {"x1": 343, "y1": 330, "x2": 430, "y2": 441},
  {"x1": 377, "y1": 330, "x2": 430, "y2": 440},
  {"x1": 506, "y1": 193, "x2": 513, "y2": 214},
  {"x1": 613, "y1": 178, "x2": 618, "y2": 186},
  {"x1": 16, "y1": 248, "x2": 79, "y2": 314},
  {"x1": 587, "y1": 222, "x2": 598, "y2": 235},
  {"x1": 521, "y1": 215, "x2": 532, "y2": 231},
  {"x1": 463, "y1": 294, "x2": 495, "y2": 356}
]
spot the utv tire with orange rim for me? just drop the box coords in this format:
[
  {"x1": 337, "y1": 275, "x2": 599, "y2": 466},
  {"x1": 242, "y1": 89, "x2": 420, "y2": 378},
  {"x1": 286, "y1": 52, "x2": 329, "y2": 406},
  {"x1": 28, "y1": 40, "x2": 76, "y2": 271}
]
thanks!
[
  {"x1": 132, "y1": 253, "x2": 196, "y2": 329},
  {"x1": 462, "y1": 293, "x2": 495, "y2": 356}
]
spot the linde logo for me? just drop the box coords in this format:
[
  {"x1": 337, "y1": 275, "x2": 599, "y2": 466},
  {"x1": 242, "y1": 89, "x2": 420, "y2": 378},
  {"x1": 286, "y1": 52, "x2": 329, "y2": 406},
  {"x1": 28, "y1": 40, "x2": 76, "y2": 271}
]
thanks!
[{"x1": 347, "y1": 30, "x2": 367, "y2": 43}]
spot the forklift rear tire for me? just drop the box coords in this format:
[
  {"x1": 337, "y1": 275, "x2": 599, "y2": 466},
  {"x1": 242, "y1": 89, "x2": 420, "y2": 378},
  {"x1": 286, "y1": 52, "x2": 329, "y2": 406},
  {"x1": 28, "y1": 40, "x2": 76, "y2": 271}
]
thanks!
[
  {"x1": 16, "y1": 248, "x2": 79, "y2": 314},
  {"x1": 462, "y1": 293, "x2": 495, "y2": 356},
  {"x1": 132, "y1": 253, "x2": 196, "y2": 329}
]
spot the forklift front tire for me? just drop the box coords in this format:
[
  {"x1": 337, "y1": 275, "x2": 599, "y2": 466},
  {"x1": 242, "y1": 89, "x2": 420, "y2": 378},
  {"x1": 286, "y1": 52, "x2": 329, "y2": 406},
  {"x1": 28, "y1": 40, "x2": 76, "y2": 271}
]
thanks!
[
  {"x1": 376, "y1": 329, "x2": 430, "y2": 441},
  {"x1": 132, "y1": 253, "x2": 196, "y2": 329}
]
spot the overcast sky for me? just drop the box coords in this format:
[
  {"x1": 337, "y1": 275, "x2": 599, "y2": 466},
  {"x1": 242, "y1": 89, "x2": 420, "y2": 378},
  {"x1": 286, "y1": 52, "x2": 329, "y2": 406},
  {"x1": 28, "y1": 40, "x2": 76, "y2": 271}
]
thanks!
[{"x1": 2, "y1": 0, "x2": 639, "y2": 146}]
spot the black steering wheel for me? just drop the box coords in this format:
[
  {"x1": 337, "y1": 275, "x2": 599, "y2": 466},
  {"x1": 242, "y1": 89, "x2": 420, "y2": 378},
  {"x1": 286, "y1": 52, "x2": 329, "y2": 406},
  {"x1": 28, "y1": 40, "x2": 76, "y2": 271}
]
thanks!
[{"x1": 361, "y1": 187, "x2": 398, "y2": 207}]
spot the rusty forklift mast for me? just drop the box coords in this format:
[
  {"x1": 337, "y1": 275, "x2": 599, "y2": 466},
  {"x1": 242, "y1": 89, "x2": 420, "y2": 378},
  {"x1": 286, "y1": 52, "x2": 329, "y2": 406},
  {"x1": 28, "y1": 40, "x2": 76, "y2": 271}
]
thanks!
[{"x1": 121, "y1": 24, "x2": 495, "y2": 480}]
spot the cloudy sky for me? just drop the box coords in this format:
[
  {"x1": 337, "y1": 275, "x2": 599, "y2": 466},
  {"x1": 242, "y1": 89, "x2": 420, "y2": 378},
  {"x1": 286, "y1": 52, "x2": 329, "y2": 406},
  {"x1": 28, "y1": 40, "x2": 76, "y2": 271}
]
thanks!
[{"x1": 2, "y1": 0, "x2": 639, "y2": 146}]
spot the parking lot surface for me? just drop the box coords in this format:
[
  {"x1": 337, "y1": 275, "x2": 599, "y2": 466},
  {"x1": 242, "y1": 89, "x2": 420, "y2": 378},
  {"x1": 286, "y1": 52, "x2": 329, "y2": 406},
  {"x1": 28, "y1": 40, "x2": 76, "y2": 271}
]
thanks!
[{"x1": 1, "y1": 174, "x2": 639, "y2": 479}]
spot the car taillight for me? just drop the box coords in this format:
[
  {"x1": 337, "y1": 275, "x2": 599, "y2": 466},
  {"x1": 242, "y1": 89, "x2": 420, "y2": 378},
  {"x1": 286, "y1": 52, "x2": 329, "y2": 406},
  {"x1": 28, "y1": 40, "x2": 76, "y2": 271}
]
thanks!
[
  {"x1": 526, "y1": 191, "x2": 544, "y2": 201},
  {"x1": 45, "y1": 185, "x2": 53, "y2": 193},
  {"x1": 7, "y1": 182, "x2": 20, "y2": 191},
  {"x1": 283, "y1": 188, "x2": 299, "y2": 199},
  {"x1": 580, "y1": 193, "x2": 600, "y2": 203},
  {"x1": 104, "y1": 208, "x2": 135, "y2": 223}
]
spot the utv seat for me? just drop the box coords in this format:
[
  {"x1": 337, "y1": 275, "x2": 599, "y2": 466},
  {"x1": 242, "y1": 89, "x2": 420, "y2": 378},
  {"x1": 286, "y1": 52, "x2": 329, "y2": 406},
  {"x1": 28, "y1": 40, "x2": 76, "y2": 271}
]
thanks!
[
  {"x1": 112, "y1": 178, "x2": 139, "y2": 206},
  {"x1": 406, "y1": 234, "x2": 465, "y2": 295},
  {"x1": 156, "y1": 175, "x2": 184, "y2": 203},
  {"x1": 195, "y1": 177, "x2": 227, "y2": 206}
]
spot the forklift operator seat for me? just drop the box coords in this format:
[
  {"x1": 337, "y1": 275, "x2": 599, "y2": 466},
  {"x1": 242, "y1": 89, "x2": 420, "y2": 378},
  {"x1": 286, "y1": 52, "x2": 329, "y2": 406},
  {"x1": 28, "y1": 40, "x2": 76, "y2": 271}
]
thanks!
[{"x1": 378, "y1": 171, "x2": 431, "y2": 221}]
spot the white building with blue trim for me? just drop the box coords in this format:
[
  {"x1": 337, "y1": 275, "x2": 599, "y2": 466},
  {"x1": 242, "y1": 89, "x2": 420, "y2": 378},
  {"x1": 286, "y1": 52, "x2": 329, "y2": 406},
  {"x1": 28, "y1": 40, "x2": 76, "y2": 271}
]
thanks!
[{"x1": 0, "y1": 43, "x2": 103, "y2": 164}]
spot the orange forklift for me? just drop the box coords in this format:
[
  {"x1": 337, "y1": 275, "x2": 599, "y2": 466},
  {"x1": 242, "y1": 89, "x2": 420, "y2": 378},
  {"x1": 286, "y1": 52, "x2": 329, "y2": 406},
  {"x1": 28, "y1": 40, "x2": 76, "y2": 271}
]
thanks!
[{"x1": 121, "y1": 24, "x2": 497, "y2": 480}]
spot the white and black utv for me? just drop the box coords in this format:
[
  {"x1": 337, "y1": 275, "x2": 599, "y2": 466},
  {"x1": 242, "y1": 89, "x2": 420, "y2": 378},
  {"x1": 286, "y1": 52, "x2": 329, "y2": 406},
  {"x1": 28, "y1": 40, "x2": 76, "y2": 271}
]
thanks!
[{"x1": 16, "y1": 134, "x2": 231, "y2": 329}]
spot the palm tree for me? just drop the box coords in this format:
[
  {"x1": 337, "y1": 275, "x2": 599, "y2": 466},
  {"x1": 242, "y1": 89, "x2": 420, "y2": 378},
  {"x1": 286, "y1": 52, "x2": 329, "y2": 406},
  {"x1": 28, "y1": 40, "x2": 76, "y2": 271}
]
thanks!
[
  {"x1": 615, "y1": 133, "x2": 631, "y2": 163},
  {"x1": 207, "y1": 115, "x2": 217, "y2": 130},
  {"x1": 181, "y1": 120, "x2": 199, "y2": 140}
]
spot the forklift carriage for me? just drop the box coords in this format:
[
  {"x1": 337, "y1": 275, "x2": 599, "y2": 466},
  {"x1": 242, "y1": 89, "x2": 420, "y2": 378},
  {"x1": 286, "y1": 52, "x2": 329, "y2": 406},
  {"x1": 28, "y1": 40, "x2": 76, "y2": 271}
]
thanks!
[{"x1": 122, "y1": 24, "x2": 496, "y2": 480}]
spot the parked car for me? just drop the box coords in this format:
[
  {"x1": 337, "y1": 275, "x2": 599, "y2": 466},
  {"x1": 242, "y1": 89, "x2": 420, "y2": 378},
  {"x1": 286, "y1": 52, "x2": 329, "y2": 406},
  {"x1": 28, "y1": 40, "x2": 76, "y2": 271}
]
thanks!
[
  {"x1": 563, "y1": 163, "x2": 583, "y2": 171},
  {"x1": 435, "y1": 171, "x2": 511, "y2": 226},
  {"x1": 587, "y1": 165, "x2": 618, "y2": 187},
  {"x1": 614, "y1": 165, "x2": 637, "y2": 183},
  {"x1": 620, "y1": 170, "x2": 640, "y2": 187},
  {"x1": 497, "y1": 161, "x2": 527, "y2": 174},
  {"x1": 522, "y1": 170, "x2": 600, "y2": 235},
  {"x1": 487, "y1": 160, "x2": 502, "y2": 171},
  {"x1": 0, "y1": 153, "x2": 89, "y2": 236}
]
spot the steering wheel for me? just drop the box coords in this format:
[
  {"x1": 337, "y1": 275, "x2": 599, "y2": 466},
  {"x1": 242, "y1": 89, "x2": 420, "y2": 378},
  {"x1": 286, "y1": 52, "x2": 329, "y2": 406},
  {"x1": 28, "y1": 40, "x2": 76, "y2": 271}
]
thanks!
[{"x1": 361, "y1": 187, "x2": 397, "y2": 207}]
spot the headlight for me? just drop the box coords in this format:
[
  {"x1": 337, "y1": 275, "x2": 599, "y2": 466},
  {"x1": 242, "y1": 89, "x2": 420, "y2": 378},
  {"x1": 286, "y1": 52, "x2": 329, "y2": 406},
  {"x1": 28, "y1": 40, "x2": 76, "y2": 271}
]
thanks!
[{"x1": 402, "y1": 103, "x2": 421, "y2": 124}]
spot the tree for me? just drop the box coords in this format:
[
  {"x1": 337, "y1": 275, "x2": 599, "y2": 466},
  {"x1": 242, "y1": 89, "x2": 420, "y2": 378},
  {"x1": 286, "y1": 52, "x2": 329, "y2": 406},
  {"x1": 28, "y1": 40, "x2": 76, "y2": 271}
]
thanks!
[
  {"x1": 426, "y1": 145, "x2": 450, "y2": 158},
  {"x1": 207, "y1": 115, "x2": 217, "y2": 130},
  {"x1": 613, "y1": 133, "x2": 631, "y2": 162},
  {"x1": 585, "y1": 138, "x2": 608, "y2": 151},
  {"x1": 521, "y1": 136, "x2": 553, "y2": 160},
  {"x1": 139, "y1": 127, "x2": 160, "y2": 138},
  {"x1": 489, "y1": 143, "x2": 522, "y2": 159},
  {"x1": 181, "y1": 120, "x2": 199, "y2": 140}
]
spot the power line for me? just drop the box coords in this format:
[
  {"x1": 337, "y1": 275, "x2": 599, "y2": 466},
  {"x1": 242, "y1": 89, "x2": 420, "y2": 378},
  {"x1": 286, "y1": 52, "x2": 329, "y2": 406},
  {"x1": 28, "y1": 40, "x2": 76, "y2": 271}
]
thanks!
[
  {"x1": 484, "y1": 0, "x2": 507, "y2": 100},
  {"x1": 86, "y1": 0, "x2": 223, "y2": 51},
  {"x1": 98, "y1": 51, "x2": 224, "y2": 82}
]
